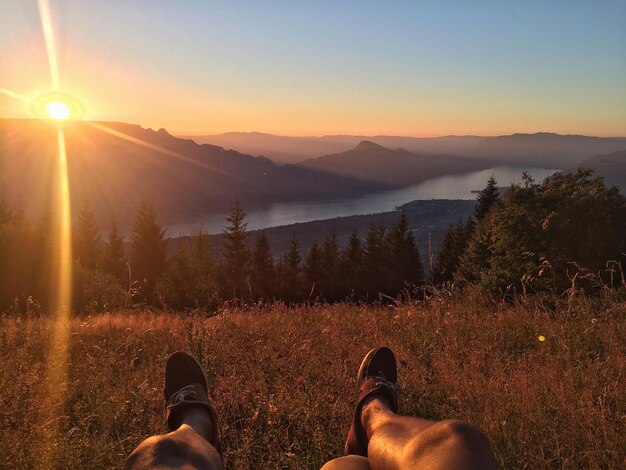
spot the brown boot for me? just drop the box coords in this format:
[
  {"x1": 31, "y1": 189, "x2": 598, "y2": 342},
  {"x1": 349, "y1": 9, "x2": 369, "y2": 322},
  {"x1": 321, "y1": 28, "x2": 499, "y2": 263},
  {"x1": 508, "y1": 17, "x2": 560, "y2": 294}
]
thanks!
[{"x1": 344, "y1": 347, "x2": 399, "y2": 456}]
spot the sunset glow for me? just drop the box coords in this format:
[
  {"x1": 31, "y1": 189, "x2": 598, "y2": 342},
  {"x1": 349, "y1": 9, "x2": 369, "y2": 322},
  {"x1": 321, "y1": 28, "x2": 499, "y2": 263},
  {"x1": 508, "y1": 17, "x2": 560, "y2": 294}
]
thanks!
[
  {"x1": 46, "y1": 100, "x2": 70, "y2": 120},
  {"x1": 1, "y1": 2, "x2": 625, "y2": 136},
  {"x1": 31, "y1": 91, "x2": 84, "y2": 121}
]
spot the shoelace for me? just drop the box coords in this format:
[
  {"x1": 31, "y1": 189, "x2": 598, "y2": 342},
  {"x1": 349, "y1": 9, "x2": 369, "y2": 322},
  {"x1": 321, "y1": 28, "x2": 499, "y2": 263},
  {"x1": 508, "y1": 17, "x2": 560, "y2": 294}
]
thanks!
[{"x1": 169, "y1": 384, "x2": 199, "y2": 407}]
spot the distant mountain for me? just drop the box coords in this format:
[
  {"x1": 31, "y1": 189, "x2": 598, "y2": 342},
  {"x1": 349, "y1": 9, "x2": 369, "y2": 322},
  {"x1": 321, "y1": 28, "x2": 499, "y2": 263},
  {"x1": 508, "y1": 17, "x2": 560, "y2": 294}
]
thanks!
[
  {"x1": 294, "y1": 140, "x2": 493, "y2": 187},
  {"x1": 468, "y1": 133, "x2": 626, "y2": 168},
  {"x1": 182, "y1": 131, "x2": 626, "y2": 167},
  {"x1": 0, "y1": 119, "x2": 376, "y2": 230},
  {"x1": 575, "y1": 150, "x2": 626, "y2": 193},
  {"x1": 182, "y1": 132, "x2": 486, "y2": 164}
]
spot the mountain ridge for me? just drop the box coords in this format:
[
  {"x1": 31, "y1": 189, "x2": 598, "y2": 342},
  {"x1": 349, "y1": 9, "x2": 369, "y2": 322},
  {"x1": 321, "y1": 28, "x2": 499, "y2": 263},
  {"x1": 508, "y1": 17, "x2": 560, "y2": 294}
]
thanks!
[{"x1": 184, "y1": 131, "x2": 626, "y2": 165}]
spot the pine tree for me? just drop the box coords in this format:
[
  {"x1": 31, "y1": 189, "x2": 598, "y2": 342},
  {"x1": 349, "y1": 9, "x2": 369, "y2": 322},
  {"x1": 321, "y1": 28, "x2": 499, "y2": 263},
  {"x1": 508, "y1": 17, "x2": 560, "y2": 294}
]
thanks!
[
  {"x1": 433, "y1": 218, "x2": 473, "y2": 284},
  {"x1": 475, "y1": 176, "x2": 500, "y2": 220},
  {"x1": 363, "y1": 219, "x2": 387, "y2": 298},
  {"x1": 250, "y1": 233, "x2": 275, "y2": 300},
  {"x1": 220, "y1": 202, "x2": 250, "y2": 299},
  {"x1": 74, "y1": 202, "x2": 100, "y2": 270},
  {"x1": 130, "y1": 202, "x2": 166, "y2": 302},
  {"x1": 304, "y1": 241, "x2": 323, "y2": 298},
  {"x1": 320, "y1": 231, "x2": 341, "y2": 301},
  {"x1": 340, "y1": 230, "x2": 364, "y2": 298},
  {"x1": 278, "y1": 233, "x2": 303, "y2": 302},
  {"x1": 385, "y1": 210, "x2": 425, "y2": 296},
  {"x1": 102, "y1": 218, "x2": 127, "y2": 285},
  {"x1": 156, "y1": 230, "x2": 217, "y2": 310}
]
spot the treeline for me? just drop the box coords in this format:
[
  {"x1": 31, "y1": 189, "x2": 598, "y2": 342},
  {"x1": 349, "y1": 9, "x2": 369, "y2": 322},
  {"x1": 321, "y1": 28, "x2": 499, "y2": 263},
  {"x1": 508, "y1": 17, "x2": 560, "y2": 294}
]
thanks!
[
  {"x1": 433, "y1": 169, "x2": 626, "y2": 297},
  {"x1": 0, "y1": 200, "x2": 425, "y2": 314},
  {"x1": 1, "y1": 169, "x2": 624, "y2": 314}
]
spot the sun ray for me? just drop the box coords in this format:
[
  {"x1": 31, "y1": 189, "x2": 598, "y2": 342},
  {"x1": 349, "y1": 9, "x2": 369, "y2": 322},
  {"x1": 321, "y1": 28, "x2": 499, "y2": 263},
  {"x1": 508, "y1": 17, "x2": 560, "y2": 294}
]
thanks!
[
  {"x1": 38, "y1": 0, "x2": 61, "y2": 88},
  {"x1": 87, "y1": 122, "x2": 240, "y2": 179},
  {"x1": 0, "y1": 87, "x2": 29, "y2": 102},
  {"x1": 38, "y1": 127, "x2": 73, "y2": 468}
]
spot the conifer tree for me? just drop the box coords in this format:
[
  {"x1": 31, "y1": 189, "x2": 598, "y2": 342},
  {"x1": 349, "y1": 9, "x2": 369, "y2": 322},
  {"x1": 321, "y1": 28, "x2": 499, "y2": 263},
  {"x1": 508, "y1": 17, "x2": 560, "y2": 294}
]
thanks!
[
  {"x1": 278, "y1": 233, "x2": 303, "y2": 302},
  {"x1": 340, "y1": 230, "x2": 364, "y2": 298},
  {"x1": 363, "y1": 219, "x2": 387, "y2": 297},
  {"x1": 130, "y1": 202, "x2": 166, "y2": 301},
  {"x1": 221, "y1": 202, "x2": 250, "y2": 299},
  {"x1": 385, "y1": 210, "x2": 424, "y2": 295},
  {"x1": 74, "y1": 202, "x2": 100, "y2": 270},
  {"x1": 156, "y1": 230, "x2": 217, "y2": 310},
  {"x1": 102, "y1": 218, "x2": 127, "y2": 285},
  {"x1": 320, "y1": 231, "x2": 341, "y2": 300},
  {"x1": 250, "y1": 233, "x2": 275, "y2": 300},
  {"x1": 474, "y1": 176, "x2": 500, "y2": 220},
  {"x1": 433, "y1": 218, "x2": 473, "y2": 284},
  {"x1": 304, "y1": 241, "x2": 323, "y2": 298}
]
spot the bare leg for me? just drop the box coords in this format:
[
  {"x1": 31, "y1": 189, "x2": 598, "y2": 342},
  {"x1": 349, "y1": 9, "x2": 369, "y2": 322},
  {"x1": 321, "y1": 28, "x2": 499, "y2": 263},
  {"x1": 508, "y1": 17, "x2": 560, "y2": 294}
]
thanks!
[
  {"x1": 126, "y1": 405, "x2": 223, "y2": 470},
  {"x1": 362, "y1": 397, "x2": 497, "y2": 470},
  {"x1": 321, "y1": 455, "x2": 370, "y2": 470}
]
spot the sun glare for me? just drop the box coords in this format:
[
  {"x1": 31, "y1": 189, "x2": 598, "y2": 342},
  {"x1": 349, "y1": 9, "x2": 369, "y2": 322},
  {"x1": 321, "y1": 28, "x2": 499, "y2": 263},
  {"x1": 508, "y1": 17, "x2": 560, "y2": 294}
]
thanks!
[
  {"x1": 46, "y1": 100, "x2": 71, "y2": 120},
  {"x1": 32, "y1": 91, "x2": 84, "y2": 122}
]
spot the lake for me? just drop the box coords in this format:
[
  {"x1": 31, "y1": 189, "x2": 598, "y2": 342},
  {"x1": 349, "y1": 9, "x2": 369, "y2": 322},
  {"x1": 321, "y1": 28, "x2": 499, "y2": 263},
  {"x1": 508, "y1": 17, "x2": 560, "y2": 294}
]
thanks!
[{"x1": 167, "y1": 166, "x2": 558, "y2": 236}]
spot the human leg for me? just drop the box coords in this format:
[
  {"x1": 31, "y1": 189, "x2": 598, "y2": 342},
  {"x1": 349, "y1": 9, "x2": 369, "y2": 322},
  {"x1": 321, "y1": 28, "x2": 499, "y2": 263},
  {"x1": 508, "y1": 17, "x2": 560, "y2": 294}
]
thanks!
[
  {"x1": 126, "y1": 352, "x2": 223, "y2": 469},
  {"x1": 342, "y1": 347, "x2": 497, "y2": 470}
]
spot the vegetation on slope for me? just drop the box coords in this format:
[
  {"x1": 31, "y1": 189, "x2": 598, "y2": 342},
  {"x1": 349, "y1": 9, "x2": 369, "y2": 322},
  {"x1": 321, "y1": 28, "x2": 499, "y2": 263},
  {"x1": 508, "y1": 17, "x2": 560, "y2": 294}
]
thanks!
[{"x1": 1, "y1": 296, "x2": 624, "y2": 468}]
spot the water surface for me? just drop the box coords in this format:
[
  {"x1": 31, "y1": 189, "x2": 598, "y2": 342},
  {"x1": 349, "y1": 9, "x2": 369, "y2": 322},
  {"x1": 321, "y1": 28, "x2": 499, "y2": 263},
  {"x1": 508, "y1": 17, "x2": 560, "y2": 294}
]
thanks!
[{"x1": 167, "y1": 166, "x2": 557, "y2": 236}]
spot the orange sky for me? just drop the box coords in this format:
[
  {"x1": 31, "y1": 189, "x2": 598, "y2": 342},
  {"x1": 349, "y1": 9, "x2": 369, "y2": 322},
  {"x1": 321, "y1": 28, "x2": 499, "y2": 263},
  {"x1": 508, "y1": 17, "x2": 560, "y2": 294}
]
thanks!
[{"x1": 1, "y1": 1, "x2": 625, "y2": 137}]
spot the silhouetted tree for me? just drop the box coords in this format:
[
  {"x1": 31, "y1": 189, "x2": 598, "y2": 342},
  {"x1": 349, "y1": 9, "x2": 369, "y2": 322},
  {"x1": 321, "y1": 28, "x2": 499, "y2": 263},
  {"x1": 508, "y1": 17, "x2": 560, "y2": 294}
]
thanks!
[
  {"x1": 320, "y1": 231, "x2": 341, "y2": 300},
  {"x1": 340, "y1": 230, "x2": 364, "y2": 298},
  {"x1": 459, "y1": 169, "x2": 626, "y2": 295},
  {"x1": 385, "y1": 210, "x2": 424, "y2": 296},
  {"x1": 102, "y1": 218, "x2": 127, "y2": 285},
  {"x1": 74, "y1": 202, "x2": 100, "y2": 270},
  {"x1": 433, "y1": 218, "x2": 473, "y2": 284},
  {"x1": 363, "y1": 219, "x2": 387, "y2": 298},
  {"x1": 474, "y1": 176, "x2": 500, "y2": 220},
  {"x1": 277, "y1": 233, "x2": 303, "y2": 302},
  {"x1": 304, "y1": 241, "x2": 323, "y2": 299},
  {"x1": 250, "y1": 233, "x2": 275, "y2": 300},
  {"x1": 220, "y1": 202, "x2": 250, "y2": 299},
  {"x1": 130, "y1": 202, "x2": 166, "y2": 302},
  {"x1": 156, "y1": 230, "x2": 217, "y2": 310}
]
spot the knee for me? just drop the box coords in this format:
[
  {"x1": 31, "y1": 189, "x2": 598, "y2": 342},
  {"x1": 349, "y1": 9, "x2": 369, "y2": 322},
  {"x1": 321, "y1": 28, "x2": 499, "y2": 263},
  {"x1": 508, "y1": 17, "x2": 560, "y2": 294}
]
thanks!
[
  {"x1": 430, "y1": 420, "x2": 491, "y2": 450},
  {"x1": 404, "y1": 419, "x2": 493, "y2": 461}
]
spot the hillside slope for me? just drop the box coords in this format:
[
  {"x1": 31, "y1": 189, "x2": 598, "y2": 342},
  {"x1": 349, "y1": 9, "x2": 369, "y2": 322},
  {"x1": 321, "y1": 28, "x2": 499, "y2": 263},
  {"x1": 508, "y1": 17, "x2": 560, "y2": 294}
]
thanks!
[{"x1": 1, "y1": 302, "x2": 623, "y2": 468}]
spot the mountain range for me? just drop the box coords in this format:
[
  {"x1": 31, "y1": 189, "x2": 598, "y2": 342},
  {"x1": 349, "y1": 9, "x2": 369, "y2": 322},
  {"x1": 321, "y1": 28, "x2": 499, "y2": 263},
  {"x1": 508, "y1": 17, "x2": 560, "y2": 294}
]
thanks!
[
  {"x1": 186, "y1": 131, "x2": 626, "y2": 167},
  {"x1": 2, "y1": 118, "x2": 625, "y2": 232},
  {"x1": 0, "y1": 119, "x2": 484, "y2": 230}
]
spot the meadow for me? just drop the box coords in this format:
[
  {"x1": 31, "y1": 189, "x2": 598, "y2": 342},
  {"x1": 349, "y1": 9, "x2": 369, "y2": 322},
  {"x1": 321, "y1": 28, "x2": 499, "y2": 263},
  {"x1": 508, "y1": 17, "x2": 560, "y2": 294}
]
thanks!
[{"x1": 1, "y1": 294, "x2": 624, "y2": 469}]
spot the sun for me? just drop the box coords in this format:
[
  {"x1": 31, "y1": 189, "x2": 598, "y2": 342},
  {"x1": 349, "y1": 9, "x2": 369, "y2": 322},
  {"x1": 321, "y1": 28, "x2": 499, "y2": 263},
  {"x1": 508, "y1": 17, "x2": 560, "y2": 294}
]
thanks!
[
  {"x1": 46, "y1": 100, "x2": 71, "y2": 121},
  {"x1": 31, "y1": 91, "x2": 84, "y2": 122}
]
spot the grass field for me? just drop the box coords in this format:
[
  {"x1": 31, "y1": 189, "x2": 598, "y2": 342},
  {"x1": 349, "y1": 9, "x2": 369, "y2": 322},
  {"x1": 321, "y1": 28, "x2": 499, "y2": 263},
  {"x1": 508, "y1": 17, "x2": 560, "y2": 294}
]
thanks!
[{"x1": 1, "y1": 295, "x2": 624, "y2": 469}]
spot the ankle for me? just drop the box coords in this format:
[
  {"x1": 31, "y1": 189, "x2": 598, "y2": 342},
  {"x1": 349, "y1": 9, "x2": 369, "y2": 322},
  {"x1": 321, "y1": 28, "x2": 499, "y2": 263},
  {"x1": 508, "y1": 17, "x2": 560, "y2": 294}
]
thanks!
[
  {"x1": 360, "y1": 396, "x2": 392, "y2": 436},
  {"x1": 179, "y1": 405, "x2": 213, "y2": 442}
]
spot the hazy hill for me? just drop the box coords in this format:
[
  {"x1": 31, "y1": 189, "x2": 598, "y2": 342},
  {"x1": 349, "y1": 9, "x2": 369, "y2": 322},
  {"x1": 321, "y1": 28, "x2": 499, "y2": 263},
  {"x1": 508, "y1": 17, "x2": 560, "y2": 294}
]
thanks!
[
  {"x1": 294, "y1": 140, "x2": 493, "y2": 186},
  {"x1": 469, "y1": 133, "x2": 626, "y2": 168},
  {"x1": 0, "y1": 119, "x2": 376, "y2": 230},
  {"x1": 184, "y1": 131, "x2": 626, "y2": 167},
  {"x1": 183, "y1": 132, "x2": 486, "y2": 165},
  {"x1": 575, "y1": 150, "x2": 626, "y2": 193}
]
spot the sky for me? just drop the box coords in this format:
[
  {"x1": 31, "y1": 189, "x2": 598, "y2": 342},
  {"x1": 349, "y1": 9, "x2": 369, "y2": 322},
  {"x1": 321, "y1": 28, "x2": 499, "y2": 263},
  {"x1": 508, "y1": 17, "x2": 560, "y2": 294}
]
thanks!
[{"x1": 1, "y1": 0, "x2": 625, "y2": 136}]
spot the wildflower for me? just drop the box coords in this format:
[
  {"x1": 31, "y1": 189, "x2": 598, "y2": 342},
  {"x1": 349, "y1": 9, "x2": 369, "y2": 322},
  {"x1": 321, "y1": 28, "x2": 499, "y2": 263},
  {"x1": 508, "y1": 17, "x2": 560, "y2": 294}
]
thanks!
[{"x1": 538, "y1": 335, "x2": 545, "y2": 342}]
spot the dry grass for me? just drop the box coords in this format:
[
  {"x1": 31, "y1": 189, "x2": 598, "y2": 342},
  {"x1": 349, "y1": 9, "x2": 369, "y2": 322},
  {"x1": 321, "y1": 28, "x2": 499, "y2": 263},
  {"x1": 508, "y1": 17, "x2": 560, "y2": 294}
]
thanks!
[{"x1": 1, "y1": 297, "x2": 625, "y2": 469}]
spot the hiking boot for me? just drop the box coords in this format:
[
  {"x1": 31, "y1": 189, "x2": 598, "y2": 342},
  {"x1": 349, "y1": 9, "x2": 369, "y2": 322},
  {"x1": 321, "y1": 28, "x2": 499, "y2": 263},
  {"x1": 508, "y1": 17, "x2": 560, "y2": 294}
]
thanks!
[
  {"x1": 164, "y1": 351, "x2": 222, "y2": 455},
  {"x1": 344, "y1": 347, "x2": 399, "y2": 456}
]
